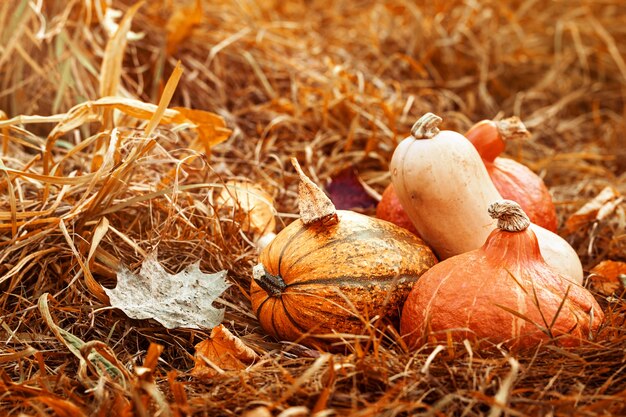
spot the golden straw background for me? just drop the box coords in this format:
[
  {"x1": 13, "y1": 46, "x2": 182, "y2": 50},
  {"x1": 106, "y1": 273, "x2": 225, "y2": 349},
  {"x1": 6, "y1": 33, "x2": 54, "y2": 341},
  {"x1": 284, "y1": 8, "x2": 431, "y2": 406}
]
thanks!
[{"x1": 1, "y1": 1, "x2": 625, "y2": 415}]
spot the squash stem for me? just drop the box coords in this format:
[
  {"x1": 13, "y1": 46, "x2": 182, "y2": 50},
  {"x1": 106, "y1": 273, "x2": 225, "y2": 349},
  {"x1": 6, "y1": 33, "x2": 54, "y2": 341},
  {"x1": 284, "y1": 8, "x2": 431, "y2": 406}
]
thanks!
[
  {"x1": 291, "y1": 158, "x2": 339, "y2": 226},
  {"x1": 253, "y1": 264, "x2": 286, "y2": 296},
  {"x1": 488, "y1": 200, "x2": 531, "y2": 232},
  {"x1": 410, "y1": 112, "x2": 442, "y2": 139},
  {"x1": 496, "y1": 117, "x2": 530, "y2": 142}
]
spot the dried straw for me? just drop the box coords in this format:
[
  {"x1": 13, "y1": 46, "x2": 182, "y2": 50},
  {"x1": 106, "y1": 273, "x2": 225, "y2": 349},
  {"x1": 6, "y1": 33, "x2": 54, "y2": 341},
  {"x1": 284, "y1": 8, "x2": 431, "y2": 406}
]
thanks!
[{"x1": 1, "y1": 0, "x2": 625, "y2": 415}]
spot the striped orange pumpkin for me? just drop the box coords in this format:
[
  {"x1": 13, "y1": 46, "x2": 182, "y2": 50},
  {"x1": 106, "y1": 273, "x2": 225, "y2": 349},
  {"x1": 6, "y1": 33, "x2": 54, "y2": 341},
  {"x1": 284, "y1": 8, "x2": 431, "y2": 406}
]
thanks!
[{"x1": 251, "y1": 210, "x2": 436, "y2": 349}]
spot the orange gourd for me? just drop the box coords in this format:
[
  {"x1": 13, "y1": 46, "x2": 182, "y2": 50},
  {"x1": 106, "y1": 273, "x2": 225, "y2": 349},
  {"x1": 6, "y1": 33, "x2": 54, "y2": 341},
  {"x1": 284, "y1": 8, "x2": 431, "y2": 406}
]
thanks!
[
  {"x1": 400, "y1": 200, "x2": 604, "y2": 350},
  {"x1": 376, "y1": 183, "x2": 420, "y2": 236},
  {"x1": 251, "y1": 159, "x2": 437, "y2": 349},
  {"x1": 465, "y1": 118, "x2": 558, "y2": 232}
]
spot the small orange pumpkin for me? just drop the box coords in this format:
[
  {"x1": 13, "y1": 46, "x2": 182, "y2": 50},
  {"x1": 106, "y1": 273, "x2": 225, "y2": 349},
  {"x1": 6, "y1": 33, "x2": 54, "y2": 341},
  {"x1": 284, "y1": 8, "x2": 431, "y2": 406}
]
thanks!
[
  {"x1": 400, "y1": 200, "x2": 603, "y2": 350},
  {"x1": 251, "y1": 159, "x2": 437, "y2": 349},
  {"x1": 465, "y1": 118, "x2": 558, "y2": 232}
]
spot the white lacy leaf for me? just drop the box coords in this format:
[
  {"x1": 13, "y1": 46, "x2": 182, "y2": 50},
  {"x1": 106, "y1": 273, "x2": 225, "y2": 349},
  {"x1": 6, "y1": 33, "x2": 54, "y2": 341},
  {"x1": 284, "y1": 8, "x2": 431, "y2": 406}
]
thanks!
[{"x1": 105, "y1": 253, "x2": 230, "y2": 329}]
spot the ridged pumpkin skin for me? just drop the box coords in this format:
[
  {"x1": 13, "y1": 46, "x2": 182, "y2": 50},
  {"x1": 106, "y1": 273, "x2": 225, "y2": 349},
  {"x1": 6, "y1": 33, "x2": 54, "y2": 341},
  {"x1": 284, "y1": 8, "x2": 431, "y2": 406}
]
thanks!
[
  {"x1": 376, "y1": 184, "x2": 420, "y2": 236},
  {"x1": 400, "y1": 213, "x2": 604, "y2": 350},
  {"x1": 466, "y1": 120, "x2": 558, "y2": 232},
  {"x1": 251, "y1": 210, "x2": 437, "y2": 348}
]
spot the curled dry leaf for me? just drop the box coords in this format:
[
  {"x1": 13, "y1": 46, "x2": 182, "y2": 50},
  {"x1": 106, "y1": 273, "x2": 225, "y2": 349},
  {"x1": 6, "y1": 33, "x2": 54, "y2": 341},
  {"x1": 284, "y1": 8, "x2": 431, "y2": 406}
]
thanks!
[
  {"x1": 192, "y1": 324, "x2": 258, "y2": 378},
  {"x1": 38, "y1": 294, "x2": 127, "y2": 388},
  {"x1": 589, "y1": 260, "x2": 626, "y2": 296},
  {"x1": 105, "y1": 253, "x2": 230, "y2": 329},
  {"x1": 214, "y1": 180, "x2": 277, "y2": 239},
  {"x1": 565, "y1": 186, "x2": 623, "y2": 233}
]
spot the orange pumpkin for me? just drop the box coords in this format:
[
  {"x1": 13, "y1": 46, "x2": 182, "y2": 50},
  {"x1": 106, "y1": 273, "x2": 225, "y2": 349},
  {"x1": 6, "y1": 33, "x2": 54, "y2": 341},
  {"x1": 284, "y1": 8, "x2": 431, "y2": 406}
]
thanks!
[
  {"x1": 251, "y1": 159, "x2": 437, "y2": 349},
  {"x1": 465, "y1": 118, "x2": 558, "y2": 232},
  {"x1": 376, "y1": 183, "x2": 420, "y2": 236},
  {"x1": 400, "y1": 200, "x2": 603, "y2": 350}
]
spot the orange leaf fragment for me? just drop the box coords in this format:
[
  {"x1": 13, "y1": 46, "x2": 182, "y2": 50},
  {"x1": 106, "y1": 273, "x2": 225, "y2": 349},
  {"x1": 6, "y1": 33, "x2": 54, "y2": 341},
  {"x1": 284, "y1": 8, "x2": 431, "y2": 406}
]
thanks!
[
  {"x1": 192, "y1": 325, "x2": 258, "y2": 378},
  {"x1": 172, "y1": 106, "x2": 232, "y2": 152},
  {"x1": 166, "y1": 0, "x2": 202, "y2": 55},
  {"x1": 589, "y1": 260, "x2": 626, "y2": 296},
  {"x1": 565, "y1": 186, "x2": 623, "y2": 233}
]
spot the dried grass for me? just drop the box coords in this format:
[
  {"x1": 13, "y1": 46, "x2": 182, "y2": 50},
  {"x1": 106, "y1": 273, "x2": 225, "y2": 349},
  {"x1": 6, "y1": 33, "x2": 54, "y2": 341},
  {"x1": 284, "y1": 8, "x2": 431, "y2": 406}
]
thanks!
[{"x1": 1, "y1": 0, "x2": 626, "y2": 416}]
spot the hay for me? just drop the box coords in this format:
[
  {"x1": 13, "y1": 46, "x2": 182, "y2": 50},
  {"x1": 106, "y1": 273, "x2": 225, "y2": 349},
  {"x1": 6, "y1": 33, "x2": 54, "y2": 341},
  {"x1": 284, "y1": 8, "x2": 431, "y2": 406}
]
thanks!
[{"x1": 1, "y1": 0, "x2": 625, "y2": 415}]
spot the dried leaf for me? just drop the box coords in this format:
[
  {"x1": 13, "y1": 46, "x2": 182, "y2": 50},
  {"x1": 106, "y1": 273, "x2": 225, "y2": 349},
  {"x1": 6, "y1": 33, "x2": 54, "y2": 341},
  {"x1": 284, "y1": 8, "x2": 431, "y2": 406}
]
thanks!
[
  {"x1": 215, "y1": 181, "x2": 276, "y2": 239},
  {"x1": 38, "y1": 294, "x2": 127, "y2": 388},
  {"x1": 105, "y1": 253, "x2": 230, "y2": 329},
  {"x1": 166, "y1": 0, "x2": 202, "y2": 55},
  {"x1": 46, "y1": 96, "x2": 232, "y2": 145},
  {"x1": 565, "y1": 186, "x2": 623, "y2": 233},
  {"x1": 34, "y1": 396, "x2": 88, "y2": 417},
  {"x1": 192, "y1": 324, "x2": 258, "y2": 377},
  {"x1": 589, "y1": 260, "x2": 626, "y2": 295},
  {"x1": 326, "y1": 167, "x2": 378, "y2": 210},
  {"x1": 172, "y1": 106, "x2": 232, "y2": 153},
  {"x1": 144, "y1": 61, "x2": 184, "y2": 137}
]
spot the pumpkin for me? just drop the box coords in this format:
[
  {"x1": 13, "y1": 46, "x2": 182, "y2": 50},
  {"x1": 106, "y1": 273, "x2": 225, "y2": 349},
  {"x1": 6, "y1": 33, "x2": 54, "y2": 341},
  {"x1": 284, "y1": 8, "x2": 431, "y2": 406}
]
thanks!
[
  {"x1": 251, "y1": 159, "x2": 437, "y2": 349},
  {"x1": 465, "y1": 118, "x2": 558, "y2": 232},
  {"x1": 400, "y1": 200, "x2": 604, "y2": 350},
  {"x1": 390, "y1": 113, "x2": 583, "y2": 283},
  {"x1": 376, "y1": 183, "x2": 420, "y2": 236}
]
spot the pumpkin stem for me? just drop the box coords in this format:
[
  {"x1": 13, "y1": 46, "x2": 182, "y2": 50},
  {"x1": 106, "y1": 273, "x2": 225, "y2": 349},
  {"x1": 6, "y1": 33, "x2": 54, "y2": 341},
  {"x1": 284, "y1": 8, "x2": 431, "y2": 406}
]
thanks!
[
  {"x1": 253, "y1": 264, "x2": 286, "y2": 296},
  {"x1": 488, "y1": 200, "x2": 531, "y2": 232},
  {"x1": 291, "y1": 158, "x2": 338, "y2": 226},
  {"x1": 495, "y1": 117, "x2": 530, "y2": 142},
  {"x1": 410, "y1": 113, "x2": 442, "y2": 139}
]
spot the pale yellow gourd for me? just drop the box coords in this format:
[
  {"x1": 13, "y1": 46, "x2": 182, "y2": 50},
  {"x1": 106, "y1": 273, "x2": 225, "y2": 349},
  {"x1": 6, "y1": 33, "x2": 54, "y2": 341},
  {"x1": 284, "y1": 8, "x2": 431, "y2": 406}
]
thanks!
[{"x1": 390, "y1": 113, "x2": 583, "y2": 284}]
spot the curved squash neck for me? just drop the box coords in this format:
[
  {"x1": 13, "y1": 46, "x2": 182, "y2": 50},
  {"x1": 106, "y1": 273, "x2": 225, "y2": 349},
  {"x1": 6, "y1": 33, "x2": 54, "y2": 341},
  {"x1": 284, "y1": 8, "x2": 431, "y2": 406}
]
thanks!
[
  {"x1": 465, "y1": 120, "x2": 504, "y2": 163},
  {"x1": 253, "y1": 264, "x2": 286, "y2": 296},
  {"x1": 465, "y1": 117, "x2": 529, "y2": 163}
]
